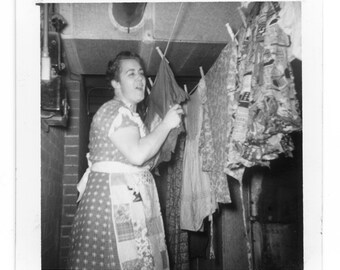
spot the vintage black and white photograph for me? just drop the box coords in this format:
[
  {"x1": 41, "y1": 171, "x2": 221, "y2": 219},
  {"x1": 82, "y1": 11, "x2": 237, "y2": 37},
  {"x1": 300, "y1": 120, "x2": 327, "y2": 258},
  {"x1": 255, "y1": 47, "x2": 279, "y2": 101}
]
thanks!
[{"x1": 11, "y1": 0, "x2": 328, "y2": 270}]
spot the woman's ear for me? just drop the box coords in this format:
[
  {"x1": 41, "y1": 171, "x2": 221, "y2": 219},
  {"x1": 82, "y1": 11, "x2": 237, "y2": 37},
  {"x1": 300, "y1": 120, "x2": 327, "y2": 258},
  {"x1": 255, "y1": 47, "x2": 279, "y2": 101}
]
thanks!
[{"x1": 111, "y1": 79, "x2": 120, "y2": 90}]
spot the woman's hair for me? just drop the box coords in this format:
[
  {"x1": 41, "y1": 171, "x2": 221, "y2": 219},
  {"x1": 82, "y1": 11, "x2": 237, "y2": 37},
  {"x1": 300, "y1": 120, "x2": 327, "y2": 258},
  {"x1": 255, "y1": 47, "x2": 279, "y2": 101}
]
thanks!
[{"x1": 106, "y1": 51, "x2": 144, "y2": 88}]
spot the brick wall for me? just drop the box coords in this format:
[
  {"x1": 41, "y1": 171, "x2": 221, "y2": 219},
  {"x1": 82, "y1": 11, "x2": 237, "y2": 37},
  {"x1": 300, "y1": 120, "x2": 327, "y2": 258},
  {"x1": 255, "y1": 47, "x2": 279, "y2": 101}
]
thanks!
[
  {"x1": 78, "y1": 77, "x2": 91, "y2": 182},
  {"x1": 41, "y1": 121, "x2": 65, "y2": 269},
  {"x1": 59, "y1": 76, "x2": 90, "y2": 268}
]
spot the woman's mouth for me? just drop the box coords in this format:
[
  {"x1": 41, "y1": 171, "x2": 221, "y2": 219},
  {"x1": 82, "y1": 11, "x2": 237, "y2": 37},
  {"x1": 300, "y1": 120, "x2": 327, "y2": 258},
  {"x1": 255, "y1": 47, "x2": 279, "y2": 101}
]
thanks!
[{"x1": 135, "y1": 85, "x2": 144, "y2": 91}]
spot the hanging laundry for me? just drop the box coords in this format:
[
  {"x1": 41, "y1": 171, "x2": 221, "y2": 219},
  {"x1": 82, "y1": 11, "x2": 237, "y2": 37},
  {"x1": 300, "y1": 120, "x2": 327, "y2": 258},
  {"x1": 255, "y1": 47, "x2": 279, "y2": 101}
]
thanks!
[
  {"x1": 199, "y1": 2, "x2": 301, "y2": 184},
  {"x1": 165, "y1": 134, "x2": 190, "y2": 270},
  {"x1": 228, "y1": 2, "x2": 302, "y2": 171},
  {"x1": 198, "y1": 74, "x2": 232, "y2": 203},
  {"x1": 144, "y1": 58, "x2": 189, "y2": 165},
  {"x1": 180, "y1": 80, "x2": 218, "y2": 231}
]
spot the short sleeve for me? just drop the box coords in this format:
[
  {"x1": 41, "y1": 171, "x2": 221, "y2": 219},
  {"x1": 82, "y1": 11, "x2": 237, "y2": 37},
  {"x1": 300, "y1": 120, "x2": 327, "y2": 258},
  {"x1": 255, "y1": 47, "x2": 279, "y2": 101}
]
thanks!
[{"x1": 108, "y1": 106, "x2": 139, "y2": 137}]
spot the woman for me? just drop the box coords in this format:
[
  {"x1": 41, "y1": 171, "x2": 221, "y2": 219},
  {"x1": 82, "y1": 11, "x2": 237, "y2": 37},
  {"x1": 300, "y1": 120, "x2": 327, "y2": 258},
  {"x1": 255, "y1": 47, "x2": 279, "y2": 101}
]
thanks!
[{"x1": 68, "y1": 51, "x2": 183, "y2": 270}]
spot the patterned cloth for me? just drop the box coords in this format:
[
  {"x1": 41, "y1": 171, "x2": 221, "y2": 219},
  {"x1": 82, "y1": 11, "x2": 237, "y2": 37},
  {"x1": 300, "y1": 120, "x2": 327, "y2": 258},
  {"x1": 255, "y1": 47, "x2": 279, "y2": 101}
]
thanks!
[
  {"x1": 229, "y1": 2, "x2": 301, "y2": 170},
  {"x1": 165, "y1": 134, "x2": 190, "y2": 270},
  {"x1": 199, "y1": 73, "x2": 232, "y2": 203},
  {"x1": 202, "y1": 39, "x2": 246, "y2": 184},
  {"x1": 200, "y1": 2, "x2": 301, "y2": 184},
  {"x1": 68, "y1": 99, "x2": 169, "y2": 270}
]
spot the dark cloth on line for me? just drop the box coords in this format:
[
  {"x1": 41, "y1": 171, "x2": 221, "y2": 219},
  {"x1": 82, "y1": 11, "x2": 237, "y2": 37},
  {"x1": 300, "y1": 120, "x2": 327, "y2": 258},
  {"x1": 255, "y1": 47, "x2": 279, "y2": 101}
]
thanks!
[{"x1": 144, "y1": 58, "x2": 189, "y2": 165}]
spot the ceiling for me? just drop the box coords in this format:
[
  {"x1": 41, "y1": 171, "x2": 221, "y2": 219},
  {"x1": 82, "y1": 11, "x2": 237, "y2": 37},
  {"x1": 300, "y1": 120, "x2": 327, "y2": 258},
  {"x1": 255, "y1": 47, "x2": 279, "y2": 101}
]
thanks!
[{"x1": 57, "y1": 2, "x2": 250, "y2": 78}]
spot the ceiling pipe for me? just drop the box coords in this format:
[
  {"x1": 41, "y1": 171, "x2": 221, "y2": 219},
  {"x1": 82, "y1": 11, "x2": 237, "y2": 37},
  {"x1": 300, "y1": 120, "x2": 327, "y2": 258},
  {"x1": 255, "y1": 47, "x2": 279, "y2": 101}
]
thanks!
[{"x1": 41, "y1": 3, "x2": 51, "y2": 81}]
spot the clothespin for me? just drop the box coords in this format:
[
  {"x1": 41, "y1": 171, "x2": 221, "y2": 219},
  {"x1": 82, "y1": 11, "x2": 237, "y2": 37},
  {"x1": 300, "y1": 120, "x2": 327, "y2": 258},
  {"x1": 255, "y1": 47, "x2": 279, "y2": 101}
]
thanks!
[
  {"x1": 146, "y1": 87, "x2": 151, "y2": 95},
  {"x1": 146, "y1": 77, "x2": 153, "y2": 95},
  {"x1": 188, "y1": 67, "x2": 204, "y2": 96},
  {"x1": 188, "y1": 84, "x2": 198, "y2": 96},
  {"x1": 199, "y1": 66, "x2": 205, "y2": 79},
  {"x1": 148, "y1": 77, "x2": 154, "y2": 87},
  {"x1": 237, "y1": 6, "x2": 247, "y2": 28},
  {"x1": 184, "y1": 84, "x2": 188, "y2": 94},
  {"x1": 225, "y1": 23, "x2": 238, "y2": 45},
  {"x1": 156, "y1": 46, "x2": 169, "y2": 63}
]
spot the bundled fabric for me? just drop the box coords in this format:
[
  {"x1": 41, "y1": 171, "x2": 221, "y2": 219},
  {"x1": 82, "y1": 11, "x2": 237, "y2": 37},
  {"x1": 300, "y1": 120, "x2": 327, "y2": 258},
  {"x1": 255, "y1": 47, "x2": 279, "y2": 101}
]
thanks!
[{"x1": 144, "y1": 58, "x2": 189, "y2": 165}]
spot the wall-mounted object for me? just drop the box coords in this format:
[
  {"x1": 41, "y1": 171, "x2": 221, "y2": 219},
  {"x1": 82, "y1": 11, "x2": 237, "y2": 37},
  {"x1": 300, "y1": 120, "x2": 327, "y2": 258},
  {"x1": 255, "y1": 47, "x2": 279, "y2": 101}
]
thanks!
[
  {"x1": 40, "y1": 8, "x2": 68, "y2": 127},
  {"x1": 41, "y1": 3, "x2": 67, "y2": 81},
  {"x1": 48, "y1": 31, "x2": 66, "y2": 75},
  {"x1": 41, "y1": 76, "x2": 69, "y2": 127}
]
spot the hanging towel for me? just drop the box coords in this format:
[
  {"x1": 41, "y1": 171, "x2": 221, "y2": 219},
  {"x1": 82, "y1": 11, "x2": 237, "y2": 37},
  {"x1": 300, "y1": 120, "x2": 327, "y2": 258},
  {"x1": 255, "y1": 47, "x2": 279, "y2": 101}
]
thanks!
[{"x1": 144, "y1": 58, "x2": 189, "y2": 166}]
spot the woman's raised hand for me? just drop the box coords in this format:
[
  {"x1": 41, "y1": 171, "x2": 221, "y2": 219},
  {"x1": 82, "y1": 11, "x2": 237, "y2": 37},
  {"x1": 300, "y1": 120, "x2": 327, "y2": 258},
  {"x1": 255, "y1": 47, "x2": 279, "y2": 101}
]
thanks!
[{"x1": 162, "y1": 104, "x2": 184, "y2": 129}]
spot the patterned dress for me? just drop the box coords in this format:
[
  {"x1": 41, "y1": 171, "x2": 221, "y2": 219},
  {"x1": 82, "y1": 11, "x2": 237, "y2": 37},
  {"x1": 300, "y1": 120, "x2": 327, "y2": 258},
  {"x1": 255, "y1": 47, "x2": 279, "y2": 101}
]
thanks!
[{"x1": 68, "y1": 99, "x2": 169, "y2": 270}]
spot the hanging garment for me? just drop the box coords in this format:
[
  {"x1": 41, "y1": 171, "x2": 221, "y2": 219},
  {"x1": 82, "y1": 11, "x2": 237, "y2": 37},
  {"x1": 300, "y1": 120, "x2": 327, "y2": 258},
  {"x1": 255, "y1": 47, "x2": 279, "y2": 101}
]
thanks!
[
  {"x1": 165, "y1": 134, "x2": 190, "y2": 270},
  {"x1": 249, "y1": 2, "x2": 301, "y2": 158},
  {"x1": 144, "y1": 58, "x2": 189, "y2": 166},
  {"x1": 198, "y1": 76, "x2": 232, "y2": 204},
  {"x1": 226, "y1": 2, "x2": 302, "y2": 172},
  {"x1": 180, "y1": 82, "x2": 217, "y2": 231},
  {"x1": 68, "y1": 99, "x2": 169, "y2": 270}
]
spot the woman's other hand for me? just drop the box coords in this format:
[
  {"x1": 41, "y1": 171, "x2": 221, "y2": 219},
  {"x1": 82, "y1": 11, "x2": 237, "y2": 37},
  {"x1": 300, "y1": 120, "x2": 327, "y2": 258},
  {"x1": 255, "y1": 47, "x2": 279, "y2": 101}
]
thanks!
[{"x1": 162, "y1": 104, "x2": 184, "y2": 129}]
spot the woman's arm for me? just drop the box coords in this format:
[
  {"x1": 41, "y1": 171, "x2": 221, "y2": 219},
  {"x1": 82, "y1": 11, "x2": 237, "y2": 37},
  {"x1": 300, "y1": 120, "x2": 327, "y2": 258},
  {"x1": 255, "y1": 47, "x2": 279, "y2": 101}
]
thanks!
[{"x1": 109, "y1": 104, "x2": 183, "y2": 166}]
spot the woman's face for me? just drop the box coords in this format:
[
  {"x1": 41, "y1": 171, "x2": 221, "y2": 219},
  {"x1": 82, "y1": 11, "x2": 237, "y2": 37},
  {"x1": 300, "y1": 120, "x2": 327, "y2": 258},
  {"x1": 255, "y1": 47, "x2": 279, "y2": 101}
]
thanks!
[{"x1": 113, "y1": 58, "x2": 146, "y2": 105}]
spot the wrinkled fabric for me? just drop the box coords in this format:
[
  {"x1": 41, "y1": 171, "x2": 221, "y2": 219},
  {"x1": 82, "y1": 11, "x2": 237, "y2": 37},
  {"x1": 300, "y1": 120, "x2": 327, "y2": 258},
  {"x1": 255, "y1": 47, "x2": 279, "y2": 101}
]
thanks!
[
  {"x1": 165, "y1": 134, "x2": 190, "y2": 270},
  {"x1": 144, "y1": 58, "x2": 189, "y2": 166},
  {"x1": 205, "y1": 40, "x2": 247, "y2": 182},
  {"x1": 238, "y1": 2, "x2": 302, "y2": 165},
  {"x1": 181, "y1": 84, "x2": 217, "y2": 231},
  {"x1": 199, "y1": 2, "x2": 301, "y2": 185},
  {"x1": 211, "y1": 2, "x2": 301, "y2": 180}
]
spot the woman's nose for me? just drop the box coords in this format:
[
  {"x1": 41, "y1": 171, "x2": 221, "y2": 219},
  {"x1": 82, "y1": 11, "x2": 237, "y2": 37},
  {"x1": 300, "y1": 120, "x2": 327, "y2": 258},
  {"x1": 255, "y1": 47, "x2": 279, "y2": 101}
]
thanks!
[{"x1": 136, "y1": 73, "x2": 145, "y2": 82}]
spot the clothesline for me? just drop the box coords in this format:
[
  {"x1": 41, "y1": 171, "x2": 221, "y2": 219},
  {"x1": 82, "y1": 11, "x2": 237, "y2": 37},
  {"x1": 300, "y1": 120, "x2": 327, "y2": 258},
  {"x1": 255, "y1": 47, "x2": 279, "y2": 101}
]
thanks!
[
  {"x1": 154, "y1": 46, "x2": 204, "y2": 97},
  {"x1": 151, "y1": 2, "x2": 248, "y2": 98},
  {"x1": 164, "y1": 2, "x2": 184, "y2": 57},
  {"x1": 188, "y1": 83, "x2": 199, "y2": 96},
  {"x1": 152, "y1": 2, "x2": 247, "y2": 97}
]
